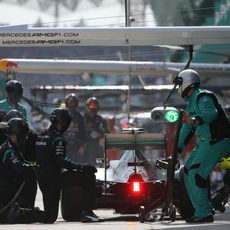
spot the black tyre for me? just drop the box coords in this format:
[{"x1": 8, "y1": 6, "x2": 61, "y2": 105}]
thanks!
[
  {"x1": 60, "y1": 171, "x2": 84, "y2": 221},
  {"x1": 177, "y1": 168, "x2": 194, "y2": 220},
  {"x1": 61, "y1": 186, "x2": 83, "y2": 221}
]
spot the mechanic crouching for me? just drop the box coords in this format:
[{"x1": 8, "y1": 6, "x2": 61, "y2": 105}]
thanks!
[
  {"x1": 176, "y1": 69, "x2": 230, "y2": 223},
  {"x1": 4, "y1": 109, "x2": 38, "y2": 209},
  {"x1": 35, "y1": 108, "x2": 103, "y2": 223},
  {"x1": 0, "y1": 118, "x2": 47, "y2": 224}
]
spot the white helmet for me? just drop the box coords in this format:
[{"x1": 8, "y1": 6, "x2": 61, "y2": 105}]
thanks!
[{"x1": 177, "y1": 69, "x2": 200, "y2": 98}]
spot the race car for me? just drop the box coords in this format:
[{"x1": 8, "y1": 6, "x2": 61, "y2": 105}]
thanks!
[
  {"x1": 60, "y1": 126, "x2": 194, "y2": 222},
  {"x1": 94, "y1": 129, "x2": 167, "y2": 215}
]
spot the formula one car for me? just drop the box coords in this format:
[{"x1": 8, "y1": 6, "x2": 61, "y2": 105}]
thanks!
[
  {"x1": 94, "y1": 129, "x2": 167, "y2": 215},
  {"x1": 60, "y1": 113, "x2": 194, "y2": 222}
]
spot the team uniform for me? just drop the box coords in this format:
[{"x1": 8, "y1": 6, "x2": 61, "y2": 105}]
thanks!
[
  {"x1": 0, "y1": 118, "x2": 46, "y2": 224},
  {"x1": 0, "y1": 140, "x2": 35, "y2": 211},
  {"x1": 0, "y1": 99, "x2": 27, "y2": 120},
  {"x1": 83, "y1": 112, "x2": 108, "y2": 165},
  {"x1": 64, "y1": 109, "x2": 86, "y2": 163},
  {"x1": 0, "y1": 80, "x2": 27, "y2": 120},
  {"x1": 0, "y1": 109, "x2": 38, "y2": 209},
  {"x1": 35, "y1": 109, "x2": 100, "y2": 223},
  {"x1": 177, "y1": 69, "x2": 230, "y2": 223}
]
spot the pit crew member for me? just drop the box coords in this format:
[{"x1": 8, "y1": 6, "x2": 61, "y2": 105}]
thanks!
[{"x1": 176, "y1": 69, "x2": 230, "y2": 223}]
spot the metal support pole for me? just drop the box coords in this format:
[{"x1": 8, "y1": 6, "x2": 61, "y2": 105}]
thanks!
[
  {"x1": 54, "y1": 0, "x2": 60, "y2": 26},
  {"x1": 125, "y1": 0, "x2": 132, "y2": 121}
]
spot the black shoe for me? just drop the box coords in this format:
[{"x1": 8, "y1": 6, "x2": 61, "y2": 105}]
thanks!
[
  {"x1": 6, "y1": 202, "x2": 21, "y2": 224},
  {"x1": 81, "y1": 210, "x2": 104, "y2": 223},
  {"x1": 186, "y1": 215, "x2": 214, "y2": 223}
]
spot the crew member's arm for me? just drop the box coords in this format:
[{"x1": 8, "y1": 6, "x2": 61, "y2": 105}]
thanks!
[
  {"x1": 178, "y1": 123, "x2": 195, "y2": 151},
  {"x1": 2, "y1": 149, "x2": 34, "y2": 176},
  {"x1": 52, "y1": 134, "x2": 96, "y2": 173},
  {"x1": 195, "y1": 95, "x2": 218, "y2": 124},
  {"x1": 97, "y1": 117, "x2": 109, "y2": 138},
  {"x1": 182, "y1": 96, "x2": 218, "y2": 126},
  {"x1": 79, "y1": 115, "x2": 86, "y2": 145},
  {"x1": 52, "y1": 134, "x2": 80, "y2": 170}
]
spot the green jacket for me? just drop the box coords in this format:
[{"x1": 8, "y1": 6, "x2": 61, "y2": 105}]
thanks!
[
  {"x1": 0, "y1": 99, "x2": 27, "y2": 120},
  {"x1": 178, "y1": 88, "x2": 229, "y2": 150}
]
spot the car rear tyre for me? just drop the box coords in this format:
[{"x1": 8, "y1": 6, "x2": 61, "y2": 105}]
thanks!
[
  {"x1": 61, "y1": 186, "x2": 83, "y2": 221},
  {"x1": 60, "y1": 171, "x2": 84, "y2": 221}
]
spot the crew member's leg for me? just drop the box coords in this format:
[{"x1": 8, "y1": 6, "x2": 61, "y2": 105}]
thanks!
[
  {"x1": 38, "y1": 175, "x2": 61, "y2": 223},
  {"x1": 183, "y1": 146, "x2": 197, "y2": 201},
  {"x1": 187, "y1": 139, "x2": 230, "y2": 218},
  {"x1": 17, "y1": 173, "x2": 37, "y2": 209}
]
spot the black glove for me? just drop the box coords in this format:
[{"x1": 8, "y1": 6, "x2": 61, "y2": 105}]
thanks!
[
  {"x1": 82, "y1": 164, "x2": 97, "y2": 174},
  {"x1": 72, "y1": 164, "x2": 85, "y2": 171}
]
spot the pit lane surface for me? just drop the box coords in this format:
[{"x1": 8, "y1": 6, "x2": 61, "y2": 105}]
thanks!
[{"x1": 2, "y1": 189, "x2": 229, "y2": 230}]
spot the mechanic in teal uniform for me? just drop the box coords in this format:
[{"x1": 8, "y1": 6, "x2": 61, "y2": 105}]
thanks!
[
  {"x1": 0, "y1": 80, "x2": 27, "y2": 119},
  {"x1": 176, "y1": 69, "x2": 230, "y2": 223}
]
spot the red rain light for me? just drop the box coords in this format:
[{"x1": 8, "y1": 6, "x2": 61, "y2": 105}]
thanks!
[
  {"x1": 129, "y1": 174, "x2": 144, "y2": 194},
  {"x1": 132, "y1": 181, "x2": 141, "y2": 192}
]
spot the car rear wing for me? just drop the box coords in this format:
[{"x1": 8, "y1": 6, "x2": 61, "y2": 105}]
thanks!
[{"x1": 104, "y1": 133, "x2": 166, "y2": 150}]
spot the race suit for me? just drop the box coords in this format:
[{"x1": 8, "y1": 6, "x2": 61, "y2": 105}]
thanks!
[
  {"x1": 64, "y1": 109, "x2": 86, "y2": 163},
  {"x1": 178, "y1": 88, "x2": 230, "y2": 218},
  {"x1": 35, "y1": 125, "x2": 96, "y2": 223},
  {"x1": 0, "y1": 99, "x2": 27, "y2": 120},
  {"x1": 83, "y1": 112, "x2": 108, "y2": 165},
  {"x1": 0, "y1": 139, "x2": 45, "y2": 223},
  {"x1": 20, "y1": 129, "x2": 38, "y2": 208}
]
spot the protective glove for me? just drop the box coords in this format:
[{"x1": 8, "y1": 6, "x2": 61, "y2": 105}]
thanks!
[
  {"x1": 82, "y1": 164, "x2": 97, "y2": 174},
  {"x1": 74, "y1": 164, "x2": 84, "y2": 172},
  {"x1": 218, "y1": 157, "x2": 230, "y2": 170}
]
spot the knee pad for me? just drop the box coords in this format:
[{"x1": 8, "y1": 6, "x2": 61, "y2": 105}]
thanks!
[{"x1": 195, "y1": 174, "x2": 208, "y2": 188}]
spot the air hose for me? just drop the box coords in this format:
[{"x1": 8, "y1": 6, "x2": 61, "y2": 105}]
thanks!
[{"x1": 0, "y1": 181, "x2": 26, "y2": 215}]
